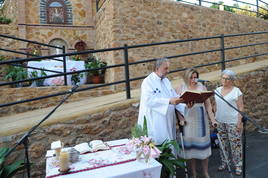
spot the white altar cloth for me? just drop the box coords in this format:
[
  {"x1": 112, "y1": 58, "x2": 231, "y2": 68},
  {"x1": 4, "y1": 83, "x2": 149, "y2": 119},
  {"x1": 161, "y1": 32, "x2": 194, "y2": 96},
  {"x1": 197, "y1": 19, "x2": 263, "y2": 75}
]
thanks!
[
  {"x1": 28, "y1": 60, "x2": 86, "y2": 86},
  {"x1": 45, "y1": 139, "x2": 162, "y2": 178}
]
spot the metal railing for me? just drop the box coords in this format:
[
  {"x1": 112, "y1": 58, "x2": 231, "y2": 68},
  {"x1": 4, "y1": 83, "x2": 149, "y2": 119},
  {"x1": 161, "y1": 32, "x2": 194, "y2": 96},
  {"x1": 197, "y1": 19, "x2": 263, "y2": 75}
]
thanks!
[
  {"x1": 178, "y1": 0, "x2": 268, "y2": 18},
  {"x1": 0, "y1": 34, "x2": 69, "y2": 85},
  {"x1": 0, "y1": 31, "x2": 268, "y2": 108}
]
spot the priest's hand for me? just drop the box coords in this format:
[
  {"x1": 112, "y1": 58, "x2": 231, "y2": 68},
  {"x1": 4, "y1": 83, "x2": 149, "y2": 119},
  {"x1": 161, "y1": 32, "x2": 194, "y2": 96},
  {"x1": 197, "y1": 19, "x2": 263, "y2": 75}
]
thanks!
[{"x1": 170, "y1": 97, "x2": 184, "y2": 105}]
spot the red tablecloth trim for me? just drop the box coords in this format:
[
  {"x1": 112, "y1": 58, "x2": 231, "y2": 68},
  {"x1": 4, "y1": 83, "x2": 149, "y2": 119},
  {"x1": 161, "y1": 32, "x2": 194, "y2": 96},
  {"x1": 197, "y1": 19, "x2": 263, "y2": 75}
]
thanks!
[{"x1": 46, "y1": 158, "x2": 136, "y2": 178}]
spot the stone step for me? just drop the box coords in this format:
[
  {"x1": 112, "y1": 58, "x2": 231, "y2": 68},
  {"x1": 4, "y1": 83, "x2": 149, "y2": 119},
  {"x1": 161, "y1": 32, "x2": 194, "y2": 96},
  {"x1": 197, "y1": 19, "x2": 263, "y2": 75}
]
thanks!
[{"x1": 0, "y1": 59, "x2": 268, "y2": 137}]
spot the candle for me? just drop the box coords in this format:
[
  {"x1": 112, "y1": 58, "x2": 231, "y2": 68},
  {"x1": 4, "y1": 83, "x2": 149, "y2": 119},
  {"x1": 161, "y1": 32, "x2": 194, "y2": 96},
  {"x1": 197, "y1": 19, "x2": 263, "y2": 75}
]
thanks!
[
  {"x1": 55, "y1": 148, "x2": 61, "y2": 160},
  {"x1": 59, "y1": 151, "x2": 69, "y2": 172}
]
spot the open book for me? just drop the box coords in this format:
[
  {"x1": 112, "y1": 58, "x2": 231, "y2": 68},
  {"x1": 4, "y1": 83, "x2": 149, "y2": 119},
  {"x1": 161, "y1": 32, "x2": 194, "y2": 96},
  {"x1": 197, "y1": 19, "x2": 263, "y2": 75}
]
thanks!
[
  {"x1": 74, "y1": 140, "x2": 110, "y2": 154},
  {"x1": 180, "y1": 90, "x2": 214, "y2": 103}
]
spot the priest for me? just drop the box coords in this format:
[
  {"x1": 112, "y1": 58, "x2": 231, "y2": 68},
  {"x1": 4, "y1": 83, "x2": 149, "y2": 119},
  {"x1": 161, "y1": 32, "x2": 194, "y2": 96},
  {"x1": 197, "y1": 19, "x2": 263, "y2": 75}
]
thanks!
[{"x1": 138, "y1": 58, "x2": 185, "y2": 145}]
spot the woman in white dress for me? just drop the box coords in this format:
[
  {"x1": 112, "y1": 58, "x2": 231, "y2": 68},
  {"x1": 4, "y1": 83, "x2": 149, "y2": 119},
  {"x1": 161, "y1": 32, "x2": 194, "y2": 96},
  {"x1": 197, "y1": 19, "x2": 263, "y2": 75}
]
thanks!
[
  {"x1": 176, "y1": 68, "x2": 216, "y2": 178},
  {"x1": 214, "y1": 69, "x2": 244, "y2": 176}
]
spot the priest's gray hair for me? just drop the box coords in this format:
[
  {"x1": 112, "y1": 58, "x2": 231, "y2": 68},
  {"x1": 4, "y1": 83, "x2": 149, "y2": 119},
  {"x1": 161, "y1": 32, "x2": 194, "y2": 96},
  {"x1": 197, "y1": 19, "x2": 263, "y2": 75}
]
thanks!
[
  {"x1": 222, "y1": 69, "x2": 236, "y2": 80},
  {"x1": 154, "y1": 58, "x2": 169, "y2": 71}
]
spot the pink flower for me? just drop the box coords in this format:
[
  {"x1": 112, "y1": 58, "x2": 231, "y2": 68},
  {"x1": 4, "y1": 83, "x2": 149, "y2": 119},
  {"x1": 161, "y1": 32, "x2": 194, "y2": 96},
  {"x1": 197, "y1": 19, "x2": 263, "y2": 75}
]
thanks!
[
  {"x1": 51, "y1": 77, "x2": 64, "y2": 85},
  {"x1": 141, "y1": 136, "x2": 151, "y2": 144},
  {"x1": 70, "y1": 67, "x2": 77, "y2": 72},
  {"x1": 142, "y1": 145, "x2": 150, "y2": 155},
  {"x1": 150, "y1": 147, "x2": 161, "y2": 158}
]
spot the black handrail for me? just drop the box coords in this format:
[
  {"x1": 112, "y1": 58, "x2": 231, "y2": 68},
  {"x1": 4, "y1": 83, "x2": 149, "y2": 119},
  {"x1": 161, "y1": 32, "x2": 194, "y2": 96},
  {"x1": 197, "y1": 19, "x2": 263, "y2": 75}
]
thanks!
[
  {"x1": 0, "y1": 30, "x2": 267, "y2": 108},
  {"x1": 0, "y1": 33, "x2": 67, "y2": 84},
  {"x1": 0, "y1": 34, "x2": 60, "y2": 49}
]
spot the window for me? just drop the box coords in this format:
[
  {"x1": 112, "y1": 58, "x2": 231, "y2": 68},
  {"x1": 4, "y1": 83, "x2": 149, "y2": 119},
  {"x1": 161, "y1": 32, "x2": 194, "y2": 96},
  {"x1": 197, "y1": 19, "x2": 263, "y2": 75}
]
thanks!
[
  {"x1": 48, "y1": 38, "x2": 68, "y2": 55},
  {"x1": 74, "y1": 41, "x2": 88, "y2": 60}
]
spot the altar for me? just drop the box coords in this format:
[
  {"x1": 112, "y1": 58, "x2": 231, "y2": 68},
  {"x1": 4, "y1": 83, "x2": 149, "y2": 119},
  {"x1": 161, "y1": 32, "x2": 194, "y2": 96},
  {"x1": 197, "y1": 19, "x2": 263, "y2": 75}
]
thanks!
[
  {"x1": 45, "y1": 139, "x2": 162, "y2": 178},
  {"x1": 28, "y1": 60, "x2": 87, "y2": 86}
]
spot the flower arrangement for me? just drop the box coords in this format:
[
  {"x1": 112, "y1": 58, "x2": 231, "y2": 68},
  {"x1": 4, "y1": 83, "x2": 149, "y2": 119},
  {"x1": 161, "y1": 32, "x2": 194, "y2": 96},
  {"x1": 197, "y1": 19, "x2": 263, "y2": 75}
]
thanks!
[
  {"x1": 131, "y1": 116, "x2": 185, "y2": 177},
  {"x1": 51, "y1": 77, "x2": 64, "y2": 86},
  {"x1": 127, "y1": 136, "x2": 161, "y2": 163}
]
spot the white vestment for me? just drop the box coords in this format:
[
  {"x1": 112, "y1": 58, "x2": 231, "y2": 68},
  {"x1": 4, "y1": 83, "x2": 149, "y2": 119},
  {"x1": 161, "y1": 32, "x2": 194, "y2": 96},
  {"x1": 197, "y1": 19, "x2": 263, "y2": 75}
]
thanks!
[{"x1": 138, "y1": 72, "x2": 185, "y2": 145}]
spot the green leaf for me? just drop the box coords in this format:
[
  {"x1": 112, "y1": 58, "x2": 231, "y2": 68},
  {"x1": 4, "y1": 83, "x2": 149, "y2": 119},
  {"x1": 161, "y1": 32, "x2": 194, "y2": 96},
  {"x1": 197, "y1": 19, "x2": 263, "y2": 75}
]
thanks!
[
  {"x1": 0, "y1": 147, "x2": 9, "y2": 158},
  {"x1": 142, "y1": 116, "x2": 148, "y2": 136},
  {"x1": 131, "y1": 116, "x2": 148, "y2": 138},
  {"x1": 161, "y1": 159, "x2": 176, "y2": 175},
  {"x1": 5, "y1": 160, "x2": 25, "y2": 178}
]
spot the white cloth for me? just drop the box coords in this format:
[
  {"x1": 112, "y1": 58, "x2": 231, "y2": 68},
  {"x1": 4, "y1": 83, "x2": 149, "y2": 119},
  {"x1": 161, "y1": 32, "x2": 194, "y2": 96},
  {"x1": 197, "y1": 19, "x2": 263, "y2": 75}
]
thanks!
[
  {"x1": 138, "y1": 72, "x2": 185, "y2": 145},
  {"x1": 46, "y1": 139, "x2": 162, "y2": 178},
  {"x1": 215, "y1": 86, "x2": 242, "y2": 124},
  {"x1": 28, "y1": 60, "x2": 87, "y2": 86}
]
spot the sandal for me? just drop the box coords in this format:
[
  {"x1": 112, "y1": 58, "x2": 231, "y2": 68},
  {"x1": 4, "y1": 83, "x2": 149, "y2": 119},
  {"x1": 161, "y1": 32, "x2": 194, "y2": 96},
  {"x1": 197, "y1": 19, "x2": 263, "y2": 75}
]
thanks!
[
  {"x1": 217, "y1": 164, "x2": 227, "y2": 171},
  {"x1": 235, "y1": 167, "x2": 242, "y2": 176}
]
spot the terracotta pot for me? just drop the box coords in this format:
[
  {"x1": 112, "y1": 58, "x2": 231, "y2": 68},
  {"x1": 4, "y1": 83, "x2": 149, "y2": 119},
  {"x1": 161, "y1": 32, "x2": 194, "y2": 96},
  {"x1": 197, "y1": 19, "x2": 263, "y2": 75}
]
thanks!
[{"x1": 91, "y1": 75, "x2": 103, "y2": 84}]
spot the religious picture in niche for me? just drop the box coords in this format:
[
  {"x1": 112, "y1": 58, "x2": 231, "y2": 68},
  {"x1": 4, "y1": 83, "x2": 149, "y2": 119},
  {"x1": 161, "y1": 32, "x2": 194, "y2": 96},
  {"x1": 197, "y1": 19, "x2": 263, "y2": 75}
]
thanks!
[{"x1": 48, "y1": 2, "x2": 65, "y2": 24}]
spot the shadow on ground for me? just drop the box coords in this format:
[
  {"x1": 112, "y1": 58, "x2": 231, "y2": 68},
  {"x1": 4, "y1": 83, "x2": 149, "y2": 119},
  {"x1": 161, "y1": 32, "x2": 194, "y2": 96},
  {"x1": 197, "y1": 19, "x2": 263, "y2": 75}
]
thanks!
[{"x1": 176, "y1": 131, "x2": 268, "y2": 178}]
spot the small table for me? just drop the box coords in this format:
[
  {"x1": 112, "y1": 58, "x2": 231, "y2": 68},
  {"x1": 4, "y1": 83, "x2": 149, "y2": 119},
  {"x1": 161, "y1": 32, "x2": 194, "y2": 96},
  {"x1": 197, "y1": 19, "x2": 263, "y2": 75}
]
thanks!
[
  {"x1": 28, "y1": 60, "x2": 87, "y2": 86},
  {"x1": 45, "y1": 139, "x2": 162, "y2": 178}
]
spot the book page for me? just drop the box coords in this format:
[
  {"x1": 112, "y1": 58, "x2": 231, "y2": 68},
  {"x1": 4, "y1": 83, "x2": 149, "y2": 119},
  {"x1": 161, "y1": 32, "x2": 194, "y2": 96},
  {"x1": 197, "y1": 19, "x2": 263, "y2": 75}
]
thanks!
[
  {"x1": 90, "y1": 140, "x2": 110, "y2": 152},
  {"x1": 74, "y1": 142, "x2": 91, "y2": 154}
]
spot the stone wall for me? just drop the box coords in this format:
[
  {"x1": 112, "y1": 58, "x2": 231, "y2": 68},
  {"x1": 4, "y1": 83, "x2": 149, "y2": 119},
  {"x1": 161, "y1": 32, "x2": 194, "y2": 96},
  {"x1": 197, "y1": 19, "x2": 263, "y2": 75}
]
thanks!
[
  {"x1": 0, "y1": 0, "x2": 96, "y2": 57},
  {"x1": 95, "y1": 0, "x2": 268, "y2": 88},
  {"x1": 0, "y1": 85, "x2": 115, "y2": 117},
  {"x1": 0, "y1": 66, "x2": 267, "y2": 177}
]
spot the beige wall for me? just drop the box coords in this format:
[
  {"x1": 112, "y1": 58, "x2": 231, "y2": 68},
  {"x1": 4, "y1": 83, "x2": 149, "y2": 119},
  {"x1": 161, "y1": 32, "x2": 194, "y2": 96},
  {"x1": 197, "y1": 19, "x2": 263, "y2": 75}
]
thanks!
[
  {"x1": 0, "y1": 0, "x2": 96, "y2": 57},
  {"x1": 24, "y1": 0, "x2": 94, "y2": 26}
]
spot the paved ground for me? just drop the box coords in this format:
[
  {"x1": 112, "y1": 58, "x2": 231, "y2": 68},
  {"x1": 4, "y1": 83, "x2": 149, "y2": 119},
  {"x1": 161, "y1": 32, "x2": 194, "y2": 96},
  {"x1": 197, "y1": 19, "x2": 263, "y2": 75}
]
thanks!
[{"x1": 176, "y1": 131, "x2": 268, "y2": 178}]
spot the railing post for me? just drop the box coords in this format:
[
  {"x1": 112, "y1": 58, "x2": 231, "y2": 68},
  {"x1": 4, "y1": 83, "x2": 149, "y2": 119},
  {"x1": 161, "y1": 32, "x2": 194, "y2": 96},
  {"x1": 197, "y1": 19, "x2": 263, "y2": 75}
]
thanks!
[
  {"x1": 220, "y1": 34, "x2": 226, "y2": 71},
  {"x1": 123, "y1": 44, "x2": 131, "y2": 99},
  {"x1": 62, "y1": 46, "x2": 68, "y2": 85},
  {"x1": 199, "y1": 0, "x2": 202, "y2": 6},
  {"x1": 256, "y1": 0, "x2": 259, "y2": 17}
]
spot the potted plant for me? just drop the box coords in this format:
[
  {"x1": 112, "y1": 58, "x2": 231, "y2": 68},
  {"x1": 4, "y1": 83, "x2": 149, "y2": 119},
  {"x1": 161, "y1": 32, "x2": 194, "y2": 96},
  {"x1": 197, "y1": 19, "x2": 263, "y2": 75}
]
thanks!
[
  {"x1": 0, "y1": 147, "x2": 26, "y2": 178},
  {"x1": 4, "y1": 65, "x2": 28, "y2": 87},
  {"x1": 84, "y1": 56, "x2": 107, "y2": 84},
  {"x1": 131, "y1": 117, "x2": 185, "y2": 178},
  {"x1": 0, "y1": 16, "x2": 11, "y2": 24}
]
